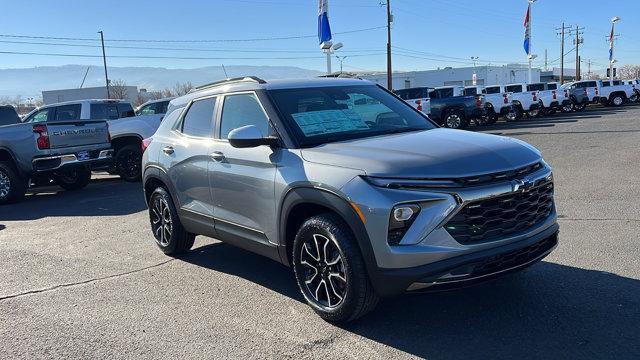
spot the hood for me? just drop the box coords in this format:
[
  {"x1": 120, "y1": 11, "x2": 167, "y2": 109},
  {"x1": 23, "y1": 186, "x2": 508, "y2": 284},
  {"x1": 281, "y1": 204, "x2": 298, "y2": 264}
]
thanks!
[{"x1": 300, "y1": 129, "x2": 542, "y2": 178}]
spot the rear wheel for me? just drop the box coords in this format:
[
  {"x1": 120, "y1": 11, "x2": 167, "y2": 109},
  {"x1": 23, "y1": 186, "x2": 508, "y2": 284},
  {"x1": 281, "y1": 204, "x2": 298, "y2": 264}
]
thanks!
[
  {"x1": 0, "y1": 161, "x2": 27, "y2": 205},
  {"x1": 149, "y1": 187, "x2": 195, "y2": 255},
  {"x1": 292, "y1": 213, "x2": 379, "y2": 323},
  {"x1": 561, "y1": 103, "x2": 574, "y2": 113},
  {"x1": 476, "y1": 111, "x2": 496, "y2": 126},
  {"x1": 630, "y1": 93, "x2": 639, "y2": 103},
  {"x1": 55, "y1": 167, "x2": 91, "y2": 191},
  {"x1": 443, "y1": 111, "x2": 468, "y2": 129},
  {"x1": 526, "y1": 108, "x2": 541, "y2": 118},
  {"x1": 115, "y1": 144, "x2": 142, "y2": 182},
  {"x1": 504, "y1": 106, "x2": 522, "y2": 122}
]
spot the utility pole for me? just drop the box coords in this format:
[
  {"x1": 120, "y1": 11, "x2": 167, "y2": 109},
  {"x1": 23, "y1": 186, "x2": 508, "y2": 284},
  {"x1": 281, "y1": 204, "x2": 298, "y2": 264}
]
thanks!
[
  {"x1": 574, "y1": 25, "x2": 584, "y2": 81},
  {"x1": 98, "y1": 31, "x2": 110, "y2": 99},
  {"x1": 556, "y1": 23, "x2": 572, "y2": 84},
  {"x1": 587, "y1": 59, "x2": 592, "y2": 78},
  {"x1": 544, "y1": 49, "x2": 548, "y2": 71},
  {"x1": 609, "y1": 16, "x2": 621, "y2": 80},
  {"x1": 385, "y1": 0, "x2": 393, "y2": 90}
]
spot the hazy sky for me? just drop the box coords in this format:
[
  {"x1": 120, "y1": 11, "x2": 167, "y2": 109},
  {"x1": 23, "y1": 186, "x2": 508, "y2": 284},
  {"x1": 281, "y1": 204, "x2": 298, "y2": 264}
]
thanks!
[{"x1": 0, "y1": 0, "x2": 637, "y2": 72}]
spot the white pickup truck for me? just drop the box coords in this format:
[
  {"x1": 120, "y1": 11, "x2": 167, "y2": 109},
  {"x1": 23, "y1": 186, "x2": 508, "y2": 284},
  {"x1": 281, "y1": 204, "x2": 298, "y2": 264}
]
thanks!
[
  {"x1": 622, "y1": 80, "x2": 640, "y2": 102},
  {"x1": 526, "y1": 82, "x2": 571, "y2": 115},
  {"x1": 23, "y1": 99, "x2": 163, "y2": 182},
  {"x1": 598, "y1": 80, "x2": 636, "y2": 106},
  {"x1": 503, "y1": 83, "x2": 543, "y2": 118},
  {"x1": 464, "y1": 86, "x2": 516, "y2": 124}
]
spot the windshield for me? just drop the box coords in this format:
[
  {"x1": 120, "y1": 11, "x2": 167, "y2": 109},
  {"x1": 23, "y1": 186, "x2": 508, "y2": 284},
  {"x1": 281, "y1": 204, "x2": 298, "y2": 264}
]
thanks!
[{"x1": 268, "y1": 85, "x2": 436, "y2": 146}]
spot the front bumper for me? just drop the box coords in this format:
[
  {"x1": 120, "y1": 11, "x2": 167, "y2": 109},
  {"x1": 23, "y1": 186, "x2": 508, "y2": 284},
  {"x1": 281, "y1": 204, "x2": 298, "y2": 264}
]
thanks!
[
  {"x1": 32, "y1": 149, "x2": 114, "y2": 172},
  {"x1": 371, "y1": 225, "x2": 558, "y2": 296}
]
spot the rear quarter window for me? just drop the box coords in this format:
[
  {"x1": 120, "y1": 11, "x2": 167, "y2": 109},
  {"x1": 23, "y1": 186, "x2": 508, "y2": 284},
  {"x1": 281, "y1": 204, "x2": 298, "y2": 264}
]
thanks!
[
  {"x1": 484, "y1": 87, "x2": 500, "y2": 94},
  {"x1": 505, "y1": 85, "x2": 522, "y2": 93}
]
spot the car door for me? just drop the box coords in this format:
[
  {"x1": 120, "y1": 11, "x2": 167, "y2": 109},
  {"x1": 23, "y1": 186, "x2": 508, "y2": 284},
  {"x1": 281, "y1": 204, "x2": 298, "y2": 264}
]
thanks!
[
  {"x1": 210, "y1": 92, "x2": 278, "y2": 245},
  {"x1": 163, "y1": 96, "x2": 218, "y2": 218}
]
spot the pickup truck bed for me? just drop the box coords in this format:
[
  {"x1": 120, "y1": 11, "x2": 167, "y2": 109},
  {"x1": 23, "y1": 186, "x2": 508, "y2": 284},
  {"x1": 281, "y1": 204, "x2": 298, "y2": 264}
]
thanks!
[{"x1": 0, "y1": 120, "x2": 112, "y2": 204}]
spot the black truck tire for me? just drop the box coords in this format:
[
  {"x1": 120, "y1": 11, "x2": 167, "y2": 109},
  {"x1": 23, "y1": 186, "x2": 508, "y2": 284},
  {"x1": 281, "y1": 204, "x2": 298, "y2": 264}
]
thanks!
[
  {"x1": 55, "y1": 167, "x2": 92, "y2": 191},
  {"x1": 0, "y1": 161, "x2": 27, "y2": 205}
]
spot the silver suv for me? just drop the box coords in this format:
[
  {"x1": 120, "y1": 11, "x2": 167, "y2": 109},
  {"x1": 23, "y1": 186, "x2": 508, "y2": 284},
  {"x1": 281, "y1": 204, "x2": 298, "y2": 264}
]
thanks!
[{"x1": 142, "y1": 77, "x2": 559, "y2": 323}]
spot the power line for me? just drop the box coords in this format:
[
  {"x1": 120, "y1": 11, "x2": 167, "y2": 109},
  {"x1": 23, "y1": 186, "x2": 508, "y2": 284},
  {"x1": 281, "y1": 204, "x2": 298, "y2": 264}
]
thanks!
[
  {"x1": 0, "y1": 50, "x2": 386, "y2": 61},
  {"x1": 0, "y1": 26, "x2": 386, "y2": 44}
]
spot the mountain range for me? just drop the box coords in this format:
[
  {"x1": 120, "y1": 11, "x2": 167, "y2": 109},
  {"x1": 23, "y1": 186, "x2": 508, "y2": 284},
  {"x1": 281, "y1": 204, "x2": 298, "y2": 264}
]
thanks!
[{"x1": 0, "y1": 65, "x2": 324, "y2": 98}]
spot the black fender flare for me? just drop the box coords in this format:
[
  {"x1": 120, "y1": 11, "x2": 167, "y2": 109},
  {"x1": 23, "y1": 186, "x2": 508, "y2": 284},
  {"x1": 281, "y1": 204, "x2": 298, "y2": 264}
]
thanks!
[
  {"x1": 142, "y1": 165, "x2": 180, "y2": 208},
  {"x1": 277, "y1": 186, "x2": 377, "y2": 278}
]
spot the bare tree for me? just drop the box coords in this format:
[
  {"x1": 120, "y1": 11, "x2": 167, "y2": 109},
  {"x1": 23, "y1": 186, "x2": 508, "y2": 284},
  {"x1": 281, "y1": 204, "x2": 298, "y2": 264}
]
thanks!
[
  {"x1": 617, "y1": 64, "x2": 640, "y2": 80},
  {"x1": 584, "y1": 72, "x2": 602, "y2": 80},
  {"x1": 134, "y1": 93, "x2": 146, "y2": 107},
  {"x1": 149, "y1": 91, "x2": 165, "y2": 100},
  {"x1": 109, "y1": 79, "x2": 129, "y2": 100},
  {"x1": 162, "y1": 88, "x2": 174, "y2": 98},
  {"x1": 173, "y1": 81, "x2": 194, "y2": 96}
]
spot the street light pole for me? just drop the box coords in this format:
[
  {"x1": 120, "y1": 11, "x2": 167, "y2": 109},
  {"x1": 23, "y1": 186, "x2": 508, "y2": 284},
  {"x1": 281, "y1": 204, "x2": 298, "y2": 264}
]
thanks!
[
  {"x1": 471, "y1": 56, "x2": 479, "y2": 85},
  {"x1": 98, "y1": 31, "x2": 110, "y2": 99}
]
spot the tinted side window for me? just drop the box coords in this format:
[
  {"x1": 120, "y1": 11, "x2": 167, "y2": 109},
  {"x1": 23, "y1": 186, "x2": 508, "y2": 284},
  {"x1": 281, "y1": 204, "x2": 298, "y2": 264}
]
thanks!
[
  {"x1": 0, "y1": 106, "x2": 20, "y2": 126},
  {"x1": 527, "y1": 84, "x2": 545, "y2": 91},
  {"x1": 181, "y1": 97, "x2": 216, "y2": 137},
  {"x1": 587, "y1": 81, "x2": 597, "y2": 87},
  {"x1": 138, "y1": 104, "x2": 155, "y2": 115},
  {"x1": 505, "y1": 85, "x2": 522, "y2": 93},
  {"x1": 547, "y1": 83, "x2": 557, "y2": 90},
  {"x1": 91, "y1": 103, "x2": 120, "y2": 119},
  {"x1": 428, "y1": 90, "x2": 437, "y2": 99},
  {"x1": 26, "y1": 108, "x2": 52, "y2": 123},
  {"x1": 394, "y1": 90, "x2": 408, "y2": 100},
  {"x1": 54, "y1": 104, "x2": 81, "y2": 121},
  {"x1": 484, "y1": 87, "x2": 500, "y2": 94},
  {"x1": 613, "y1": 80, "x2": 621, "y2": 85},
  {"x1": 117, "y1": 103, "x2": 135, "y2": 118},
  {"x1": 437, "y1": 88, "x2": 454, "y2": 98},
  {"x1": 464, "y1": 88, "x2": 478, "y2": 96},
  {"x1": 220, "y1": 94, "x2": 269, "y2": 139}
]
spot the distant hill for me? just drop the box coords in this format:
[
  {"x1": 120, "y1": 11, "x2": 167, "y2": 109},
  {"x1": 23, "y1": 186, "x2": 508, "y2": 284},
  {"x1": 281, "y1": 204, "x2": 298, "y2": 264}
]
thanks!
[{"x1": 0, "y1": 65, "x2": 324, "y2": 98}]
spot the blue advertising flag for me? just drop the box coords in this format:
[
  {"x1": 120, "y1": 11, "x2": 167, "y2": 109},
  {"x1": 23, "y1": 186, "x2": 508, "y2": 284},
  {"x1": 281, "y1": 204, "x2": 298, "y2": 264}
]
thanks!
[{"x1": 318, "y1": 0, "x2": 332, "y2": 45}]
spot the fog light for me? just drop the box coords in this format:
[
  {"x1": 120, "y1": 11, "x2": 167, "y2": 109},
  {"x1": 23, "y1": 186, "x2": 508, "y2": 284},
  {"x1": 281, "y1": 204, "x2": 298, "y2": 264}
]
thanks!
[
  {"x1": 388, "y1": 204, "x2": 421, "y2": 246},
  {"x1": 393, "y1": 206, "x2": 415, "y2": 221}
]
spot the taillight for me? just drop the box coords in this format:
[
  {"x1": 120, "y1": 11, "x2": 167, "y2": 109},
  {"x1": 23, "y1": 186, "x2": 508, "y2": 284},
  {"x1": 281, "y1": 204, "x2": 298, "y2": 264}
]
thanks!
[
  {"x1": 595, "y1": 87, "x2": 599, "y2": 96},
  {"x1": 475, "y1": 96, "x2": 482, "y2": 107},
  {"x1": 584, "y1": 88, "x2": 588, "y2": 96},
  {"x1": 552, "y1": 90, "x2": 557, "y2": 100},
  {"x1": 141, "y1": 137, "x2": 153, "y2": 153},
  {"x1": 503, "y1": 93, "x2": 509, "y2": 104},
  {"x1": 564, "y1": 89, "x2": 568, "y2": 98},
  {"x1": 415, "y1": 99, "x2": 422, "y2": 112},
  {"x1": 33, "y1": 124, "x2": 50, "y2": 150},
  {"x1": 532, "y1": 92, "x2": 537, "y2": 101}
]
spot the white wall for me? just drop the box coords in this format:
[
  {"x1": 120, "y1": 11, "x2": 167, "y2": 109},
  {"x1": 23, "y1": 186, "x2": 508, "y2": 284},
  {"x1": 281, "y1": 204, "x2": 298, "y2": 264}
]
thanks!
[
  {"x1": 361, "y1": 65, "x2": 541, "y2": 89},
  {"x1": 42, "y1": 86, "x2": 138, "y2": 105}
]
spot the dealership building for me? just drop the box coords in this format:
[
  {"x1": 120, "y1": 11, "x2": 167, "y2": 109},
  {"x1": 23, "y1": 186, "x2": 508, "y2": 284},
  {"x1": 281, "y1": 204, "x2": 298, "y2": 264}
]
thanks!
[{"x1": 358, "y1": 64, "x2": 543, "y2": 89}]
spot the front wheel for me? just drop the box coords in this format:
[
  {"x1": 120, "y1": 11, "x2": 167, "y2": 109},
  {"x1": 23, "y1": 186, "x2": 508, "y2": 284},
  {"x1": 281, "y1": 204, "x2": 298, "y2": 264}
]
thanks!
[
  {"x1": 610, "y1": 94, "x2": 624, "y2": 107},
  {"x1": 148, "y1": 187, "x2": 195, "y2": 255},
  {"x1": 573, "y1": 102, "x2": 587, "y2": 112},
  {"x1": 504, "y1": 107, "x2": 522, "y2": 122},
  {"x1": 115, "y1": 144, "x2": 142, "y2": 182},
  {"x1": 526, "y1": 108, "x2": 541, "y2": 118},
  {"x1": 292, "y1": 213, "x2": 379, "y2": 323},
  {"x1": 476, "y1": 111, "x2": 496, "y2": 126},
  {"x1": 561, "y1": 103, "x2": 574, "y2": 113},
  {"x1": 55, "y1": 167, "x2": 91, "y2": 191}
]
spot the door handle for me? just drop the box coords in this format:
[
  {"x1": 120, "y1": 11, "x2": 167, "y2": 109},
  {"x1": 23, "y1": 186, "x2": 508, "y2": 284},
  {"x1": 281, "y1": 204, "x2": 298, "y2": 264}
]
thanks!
[
  {"x1": 162, "y1": 146, "x2": 174, "y2": 155},
  {"x1": 210, "y1": 151, "x2": 225, "y2": 161}
]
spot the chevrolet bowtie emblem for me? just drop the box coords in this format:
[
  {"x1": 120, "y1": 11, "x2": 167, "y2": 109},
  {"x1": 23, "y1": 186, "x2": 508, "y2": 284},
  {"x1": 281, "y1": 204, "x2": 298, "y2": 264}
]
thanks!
[{"x1": 512, "y1": 179, "x2": 534, "y2": 193}]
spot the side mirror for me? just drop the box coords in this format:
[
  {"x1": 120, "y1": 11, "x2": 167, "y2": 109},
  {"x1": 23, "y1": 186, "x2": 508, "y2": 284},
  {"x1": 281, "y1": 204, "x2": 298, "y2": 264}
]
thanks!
[{"x1": 228, "y1": 125, "x2": 278, "y2": 148}]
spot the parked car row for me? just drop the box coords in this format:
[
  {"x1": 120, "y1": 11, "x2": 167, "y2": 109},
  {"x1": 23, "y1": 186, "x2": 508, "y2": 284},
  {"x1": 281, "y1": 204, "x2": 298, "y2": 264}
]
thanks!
[
  {"x1": 395, "y1": 79, "x2": 640, "y2": 129},
  {"x1": 0, "y1": 97, "x2": 173, "y2": 204}
]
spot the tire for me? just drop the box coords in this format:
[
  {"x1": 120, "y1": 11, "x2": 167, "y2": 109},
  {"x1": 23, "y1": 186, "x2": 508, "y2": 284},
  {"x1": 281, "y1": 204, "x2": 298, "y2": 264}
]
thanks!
[
  {"x1": 526, "y1": 108, "x2": 541, "y2": 118},
  {"x1": 292, "y1": 213, "x2": 379, "y2": 323},
  {"x1": 115, "y1": 144, "x2": 142, "y2": 182},
  {"x1": 561, "y1": 103, "x2": 574, "y2": 113},
  {"x1": 630, "y1": 94, "x2": 638, "y2": 103},
  {"x1": 545, "y1": 108, "x2": 557, "y2": 116},
  {"x1": 573, "y1": 102, "x2": 587, "y2": 112},
  {"x1": 443, "y1": 111, "x2": 468, "y2": 129},
  {"x1": 55, "y1": 167, "x2": 91, "y2": 191},
  {"x1": 475, "y1": 111, "x2": 496, "y2": 126},
  {"x1": 148, "y1": 187, "x2": 195, "y2": 255},
  {"x1": 610, "y1": 94, "x2": 624, "y2": 107},
  {"x1": 0, "y1": 161, "x2": 27, "y2": 205},
  {"x1": 504, "y1": 106, "x2": 522, "y2": 122}
]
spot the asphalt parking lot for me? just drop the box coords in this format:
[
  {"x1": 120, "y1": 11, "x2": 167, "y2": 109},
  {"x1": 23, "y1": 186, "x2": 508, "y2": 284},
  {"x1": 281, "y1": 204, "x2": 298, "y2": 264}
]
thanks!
[{"x1": 1, "y1": 105, "x2": 639, "y2": 359}]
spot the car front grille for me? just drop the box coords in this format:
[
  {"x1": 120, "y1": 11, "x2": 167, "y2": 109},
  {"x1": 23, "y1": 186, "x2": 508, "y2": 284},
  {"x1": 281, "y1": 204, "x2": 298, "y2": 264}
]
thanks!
[
  {"x1": 456, "y1": 161, "x2": 543, "y2": 186},
  {"x1": 444, "y1": 178, "x2": 554, "y2": 244}
]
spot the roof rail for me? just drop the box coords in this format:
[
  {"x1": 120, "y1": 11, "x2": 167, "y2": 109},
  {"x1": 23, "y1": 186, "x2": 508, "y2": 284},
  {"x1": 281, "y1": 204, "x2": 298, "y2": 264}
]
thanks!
[{"x1": 192, "y1": 76, "x2": 267, "y2": 92}]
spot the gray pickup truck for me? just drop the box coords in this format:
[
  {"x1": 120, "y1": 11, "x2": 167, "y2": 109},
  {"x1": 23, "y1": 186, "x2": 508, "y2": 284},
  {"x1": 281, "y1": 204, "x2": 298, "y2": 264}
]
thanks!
[{"x1": 0, "y1": 118, "x2": 112, "y2": 204}]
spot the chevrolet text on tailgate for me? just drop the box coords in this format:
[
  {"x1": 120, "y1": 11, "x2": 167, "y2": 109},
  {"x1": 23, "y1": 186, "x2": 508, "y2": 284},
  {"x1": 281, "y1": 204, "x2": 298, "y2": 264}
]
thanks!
[
  {"x1": 142, "y1": 76, "x2": 559, "y2": 323},
  {"x1": 0, "y1": 118, "x2": 112, "y2": 204}
]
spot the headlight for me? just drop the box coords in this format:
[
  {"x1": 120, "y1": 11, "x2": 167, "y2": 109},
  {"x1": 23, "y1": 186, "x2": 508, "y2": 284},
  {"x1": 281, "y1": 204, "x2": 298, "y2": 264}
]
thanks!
[{"x1": 388, "y1": 204, "x2": 420, "y2": 246}]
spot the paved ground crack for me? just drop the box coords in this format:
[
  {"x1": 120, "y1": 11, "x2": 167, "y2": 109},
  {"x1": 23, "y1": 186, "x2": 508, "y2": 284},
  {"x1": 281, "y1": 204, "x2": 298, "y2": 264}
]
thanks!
[{"x1": 0, "y1": 258, "x2": 175, "y2": 301}]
